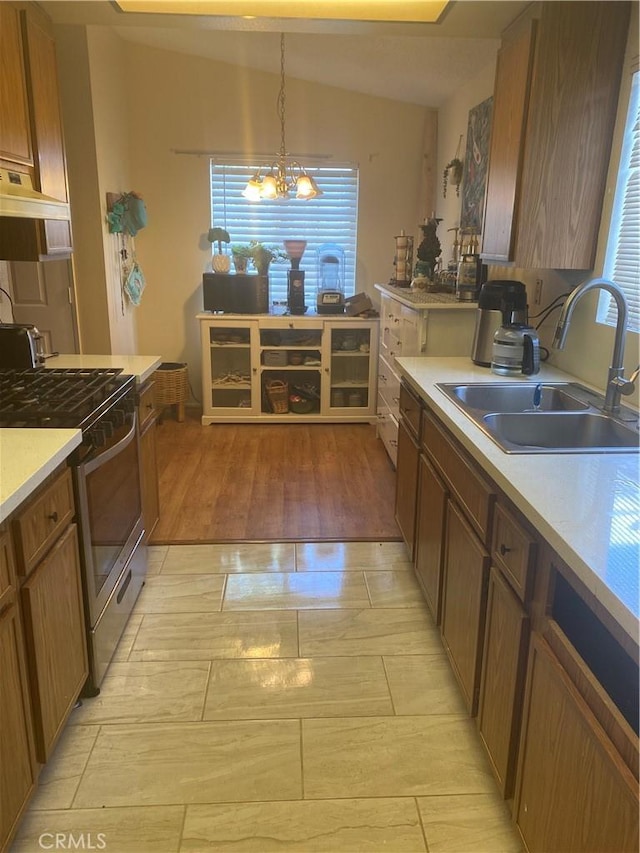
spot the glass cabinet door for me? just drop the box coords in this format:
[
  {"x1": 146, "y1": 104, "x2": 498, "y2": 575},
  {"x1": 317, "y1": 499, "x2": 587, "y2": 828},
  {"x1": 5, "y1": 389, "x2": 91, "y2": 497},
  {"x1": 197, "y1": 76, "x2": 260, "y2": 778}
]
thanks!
[
  {"x1": 324, "y1": 323, "x2": 375, "y2": 413},
  {"x1": 206, "y1": 322, "x2": 258, "y2": 413}
]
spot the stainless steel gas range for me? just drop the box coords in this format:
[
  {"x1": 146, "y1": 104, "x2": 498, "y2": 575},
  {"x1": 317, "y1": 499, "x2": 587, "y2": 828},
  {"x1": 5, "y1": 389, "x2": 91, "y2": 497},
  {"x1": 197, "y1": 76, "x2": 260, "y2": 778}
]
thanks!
[{"x1": 0, "y1": 367, "x2": 147, "y2": 694}]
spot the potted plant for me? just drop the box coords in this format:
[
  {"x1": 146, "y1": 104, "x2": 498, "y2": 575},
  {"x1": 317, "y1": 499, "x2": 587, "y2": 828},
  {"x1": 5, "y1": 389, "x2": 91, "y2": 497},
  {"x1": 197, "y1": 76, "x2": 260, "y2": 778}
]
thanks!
[
  {"x1": 443, "y1": 158, "x2": 464, "y2": 198},
  {"x1": 230, "y1": 244, "x2": 253, "y2": 274},
  {"x1": 249, "y1": 242, "x2": 288, "y2": 276},
  {"x1": 207, "y1": 227, "x2": 231, "y2": 273}
]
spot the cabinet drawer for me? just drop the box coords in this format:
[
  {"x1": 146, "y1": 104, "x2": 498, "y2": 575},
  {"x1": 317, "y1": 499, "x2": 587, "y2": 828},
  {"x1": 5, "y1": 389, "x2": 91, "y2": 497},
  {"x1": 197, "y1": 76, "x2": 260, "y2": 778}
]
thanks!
[
  {"x1": 137, "y1": 380, "x2": 156, "y2": 429},
  {"x1": 399, "y1": 382, "x2": 421, "y2": 440},
  {"x1": 492, "y1": 503, "x2": 537, "y2": 603},
  {"x1": 377, "y1": 358, "x2": 400, "y2": 414},
  {"x1": 12, "y1": 468, "x2": 74, "y2": 576},
  {"x1": 0, "y1": 526, "x2": 17, "y2": 614},
  {"x1": 377, "y1": 409, "x2": 398, "y2": 467},
  {"x1": 422, "y1": 409, "x2": 495, "y2": 543}
]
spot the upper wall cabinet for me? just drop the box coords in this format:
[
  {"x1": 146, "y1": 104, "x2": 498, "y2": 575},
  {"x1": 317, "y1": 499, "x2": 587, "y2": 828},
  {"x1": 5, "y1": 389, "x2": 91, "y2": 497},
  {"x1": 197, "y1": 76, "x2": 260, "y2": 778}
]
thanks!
[
  {"x1": 481, "y1": 1, "x2": 631, "y2": 270},
  {"x1": 0, "y1": 2, "x2": 72, "y2": 261}
]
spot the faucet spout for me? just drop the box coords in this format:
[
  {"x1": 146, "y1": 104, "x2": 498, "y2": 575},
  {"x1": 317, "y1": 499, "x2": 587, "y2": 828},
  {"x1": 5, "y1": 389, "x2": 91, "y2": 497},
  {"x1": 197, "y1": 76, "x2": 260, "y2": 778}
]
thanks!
[{"x1": 552, "y1": 277, "x2": 629, "y2": 414}]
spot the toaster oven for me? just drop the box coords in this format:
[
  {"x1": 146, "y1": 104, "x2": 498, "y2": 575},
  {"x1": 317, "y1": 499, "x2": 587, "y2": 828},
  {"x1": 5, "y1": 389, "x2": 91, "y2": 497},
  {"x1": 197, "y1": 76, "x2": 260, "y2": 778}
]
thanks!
[{"x1": 0, "y1": 323, "x2": 45, "y2": 368}]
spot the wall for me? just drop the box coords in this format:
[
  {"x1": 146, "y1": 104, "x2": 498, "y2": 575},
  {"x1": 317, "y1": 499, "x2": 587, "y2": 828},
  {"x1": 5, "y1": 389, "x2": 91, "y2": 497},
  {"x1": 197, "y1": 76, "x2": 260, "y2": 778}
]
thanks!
[
  {"x1": 55, "y1": 24, "x2": 138, "y2": 355},
  {"x1": 119, "y1": 40, "x2": 434, "y2": 394}
]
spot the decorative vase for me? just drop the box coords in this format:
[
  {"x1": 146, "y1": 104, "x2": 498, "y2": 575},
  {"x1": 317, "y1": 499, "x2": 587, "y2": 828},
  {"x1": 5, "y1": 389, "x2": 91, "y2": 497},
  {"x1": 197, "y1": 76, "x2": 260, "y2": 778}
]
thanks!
[
  {"x1": 212, "y1": 254, "x2": 230, "y2": 274},
  {"x1": 233, "y1": 254, "x2": 248, "y2": 274}
]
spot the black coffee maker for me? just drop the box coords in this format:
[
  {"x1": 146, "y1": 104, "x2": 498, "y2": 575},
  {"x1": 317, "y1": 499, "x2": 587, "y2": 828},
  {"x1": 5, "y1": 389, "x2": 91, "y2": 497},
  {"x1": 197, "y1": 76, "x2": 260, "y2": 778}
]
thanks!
[
  {"x1": 471, "y1": 280, "x2": 528, "y2": 366},
  {"x1": 284, "y1": 240, "x2": 307, "y2": 315}
]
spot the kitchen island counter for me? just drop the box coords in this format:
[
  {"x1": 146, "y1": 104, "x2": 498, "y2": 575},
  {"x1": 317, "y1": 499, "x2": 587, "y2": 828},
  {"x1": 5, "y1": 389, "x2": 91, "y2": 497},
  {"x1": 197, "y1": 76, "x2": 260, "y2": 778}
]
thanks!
[
  {"x1": 396, "y1": 356, "x2": 639, "y2": 643},
  {"x1": 45, "y1": 354, "x2": 161, "y2": 384},
  {"x1": 0, "y1": 429, "x2": 81, "y2": 522}
]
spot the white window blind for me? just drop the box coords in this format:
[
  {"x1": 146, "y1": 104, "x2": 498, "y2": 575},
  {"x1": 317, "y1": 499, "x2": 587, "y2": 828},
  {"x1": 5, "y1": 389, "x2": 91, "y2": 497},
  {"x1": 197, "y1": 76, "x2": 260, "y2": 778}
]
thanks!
[
  {"x1": 599, "y1": 69, "x2": 640, "y2": 332},
  {"x1": 210, "y1": 162, "x2": 359, "y2": 310}
]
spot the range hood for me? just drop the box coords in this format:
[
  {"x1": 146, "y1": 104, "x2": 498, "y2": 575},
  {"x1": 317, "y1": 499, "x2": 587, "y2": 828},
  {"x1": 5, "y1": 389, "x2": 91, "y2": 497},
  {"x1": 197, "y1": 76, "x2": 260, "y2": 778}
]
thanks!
[{"x1": 0, "y1": 168, "x2": 70, "y2": 220}]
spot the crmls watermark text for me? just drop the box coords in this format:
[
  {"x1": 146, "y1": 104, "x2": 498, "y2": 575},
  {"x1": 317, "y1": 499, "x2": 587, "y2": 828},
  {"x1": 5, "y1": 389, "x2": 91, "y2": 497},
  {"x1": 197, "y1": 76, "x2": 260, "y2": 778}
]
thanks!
[{"x1": 38, "y1": 833, "x2": 107, "y2": 850}]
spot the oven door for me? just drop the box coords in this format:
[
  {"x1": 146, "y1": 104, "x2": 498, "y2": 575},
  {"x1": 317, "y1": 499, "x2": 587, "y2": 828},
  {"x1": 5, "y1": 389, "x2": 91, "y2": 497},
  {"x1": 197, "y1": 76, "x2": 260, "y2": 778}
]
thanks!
[{"x1": 75, "y1": 411, "x2": 144, "y2": 627}]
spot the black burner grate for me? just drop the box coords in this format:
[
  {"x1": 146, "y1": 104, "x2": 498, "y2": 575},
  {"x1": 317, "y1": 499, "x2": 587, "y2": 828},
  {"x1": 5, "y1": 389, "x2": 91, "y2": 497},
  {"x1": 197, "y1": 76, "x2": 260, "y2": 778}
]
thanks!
[{"x1": 0, "y1": 367, "x2": 131, "y2": 429}]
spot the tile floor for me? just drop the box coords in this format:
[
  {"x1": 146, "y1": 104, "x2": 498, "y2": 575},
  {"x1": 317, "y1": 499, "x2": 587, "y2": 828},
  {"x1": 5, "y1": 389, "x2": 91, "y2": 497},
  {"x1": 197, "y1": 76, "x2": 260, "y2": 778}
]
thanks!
[{"x1": 12, "y1": 542, "x2": 523, "y2": 853}]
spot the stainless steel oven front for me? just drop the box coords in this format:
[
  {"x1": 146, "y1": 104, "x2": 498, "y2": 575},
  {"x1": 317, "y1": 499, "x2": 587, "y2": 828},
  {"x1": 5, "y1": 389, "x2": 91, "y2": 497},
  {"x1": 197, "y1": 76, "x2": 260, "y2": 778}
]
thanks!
[{"x1": 74, "y1": 408, "x2": 147, "y2": 694}]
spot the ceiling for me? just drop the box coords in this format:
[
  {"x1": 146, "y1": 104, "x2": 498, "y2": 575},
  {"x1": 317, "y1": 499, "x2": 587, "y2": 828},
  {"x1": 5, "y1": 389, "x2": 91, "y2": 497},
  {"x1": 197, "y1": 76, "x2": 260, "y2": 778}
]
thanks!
[{"x1": 39, "y1": 1, "x2": 531, "y2": 107}]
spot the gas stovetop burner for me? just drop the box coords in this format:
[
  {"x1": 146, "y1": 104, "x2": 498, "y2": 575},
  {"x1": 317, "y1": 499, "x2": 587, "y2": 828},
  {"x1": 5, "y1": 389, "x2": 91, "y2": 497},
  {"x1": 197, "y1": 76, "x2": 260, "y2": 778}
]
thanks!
[{"x1": 0, "y1": 367, "x2": 134, "y2": 430}]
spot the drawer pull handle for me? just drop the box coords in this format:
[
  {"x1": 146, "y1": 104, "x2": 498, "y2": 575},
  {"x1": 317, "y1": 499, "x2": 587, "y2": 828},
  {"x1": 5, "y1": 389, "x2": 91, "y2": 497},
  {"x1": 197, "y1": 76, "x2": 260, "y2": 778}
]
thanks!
[
  {"x1": 47, "y1": 511, "x2": 59, "y2": 523},
  {"x1": 499, "y1": 543, "x2": 512, "y2": 556}
]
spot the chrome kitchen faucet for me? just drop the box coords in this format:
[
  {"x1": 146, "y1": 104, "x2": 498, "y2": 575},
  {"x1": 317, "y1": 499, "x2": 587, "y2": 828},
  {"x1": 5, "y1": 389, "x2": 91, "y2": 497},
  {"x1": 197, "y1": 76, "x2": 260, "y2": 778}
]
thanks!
[{"x1": 553, "y1": 277, "x2": 637, "y2": 414}]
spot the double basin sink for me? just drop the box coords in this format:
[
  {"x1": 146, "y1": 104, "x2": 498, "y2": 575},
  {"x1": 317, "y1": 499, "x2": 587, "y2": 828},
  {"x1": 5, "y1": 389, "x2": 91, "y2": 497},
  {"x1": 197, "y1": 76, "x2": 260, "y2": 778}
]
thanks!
[{"x1": 436, "y1": 382, "x2": 639, "y2": 454}]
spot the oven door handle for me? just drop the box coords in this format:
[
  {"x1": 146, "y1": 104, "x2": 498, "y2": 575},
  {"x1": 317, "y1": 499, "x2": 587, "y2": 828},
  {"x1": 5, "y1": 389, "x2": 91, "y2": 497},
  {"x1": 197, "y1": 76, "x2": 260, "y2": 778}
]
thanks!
[{"x1": 81, "y1": 411, "x2": 138, "y2": 476}]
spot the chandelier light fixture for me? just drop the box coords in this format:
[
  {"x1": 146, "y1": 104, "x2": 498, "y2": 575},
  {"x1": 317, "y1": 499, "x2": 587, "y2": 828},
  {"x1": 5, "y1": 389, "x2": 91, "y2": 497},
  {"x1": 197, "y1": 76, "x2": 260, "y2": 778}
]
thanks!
[{"x1": 243, "y1": 33, "x2": 322, "y2": 202}]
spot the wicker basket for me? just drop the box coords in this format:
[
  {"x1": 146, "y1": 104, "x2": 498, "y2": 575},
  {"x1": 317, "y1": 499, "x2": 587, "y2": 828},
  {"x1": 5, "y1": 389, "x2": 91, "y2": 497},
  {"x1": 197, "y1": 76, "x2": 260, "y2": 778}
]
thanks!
[
  {"x1": 265, "y1": 379, "x2": 289, "y2": 414},
  {"x1": 153, "y1": 362, "x2": 189, "y2": 422}
]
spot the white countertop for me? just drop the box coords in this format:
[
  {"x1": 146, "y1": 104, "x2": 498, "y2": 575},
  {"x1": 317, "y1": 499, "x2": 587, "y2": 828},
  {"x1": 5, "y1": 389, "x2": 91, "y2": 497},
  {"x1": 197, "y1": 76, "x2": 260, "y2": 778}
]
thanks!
[
  {"x1": 396, "y1": 356, "x2": 640, "y2": 643},
  {"x1": 45, "y1": 354, "x2": 162, "y2": 384},
  {"x1": 375, "y1": 282, "x2": 478, "y2": 310},
  {"x1": 0, "y1": 429, "x2": 82, "y2": 522}
]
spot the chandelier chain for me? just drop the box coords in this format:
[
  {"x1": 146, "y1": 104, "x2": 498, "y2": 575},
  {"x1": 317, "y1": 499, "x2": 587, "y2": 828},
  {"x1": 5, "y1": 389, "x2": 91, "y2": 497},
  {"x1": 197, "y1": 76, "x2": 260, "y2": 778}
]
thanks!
[{"x1": 278, "y1": 33, "x2": 287, "y2": 157}]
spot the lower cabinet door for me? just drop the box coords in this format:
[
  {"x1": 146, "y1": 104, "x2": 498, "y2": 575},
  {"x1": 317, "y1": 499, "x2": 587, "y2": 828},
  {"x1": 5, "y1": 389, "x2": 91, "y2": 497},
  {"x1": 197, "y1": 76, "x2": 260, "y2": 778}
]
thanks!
[
  {"x1": 514, "y1": 632, "x2": 639, "y2": 853},
  {"x1": 21, "y1": 524, "x2": 88, "y2": 762},
  {"x1": 394, "y1": 418, "x2": 420, "y2": 559},
  {"x1": 0, "y1": 604, "x2": 36, "y2": 851},
  {"x1": 140, "y1": 415, "x2": 160, "y2": 542},
  {"x1": 477, "y1": 566, "x2": 529, "y2": 797},
  {"x1": 441, "y1": 499, "x2": 490, "y2": 714},
  {"x1": 414, "y1": 453, "x2": 448, "y2": 623}
]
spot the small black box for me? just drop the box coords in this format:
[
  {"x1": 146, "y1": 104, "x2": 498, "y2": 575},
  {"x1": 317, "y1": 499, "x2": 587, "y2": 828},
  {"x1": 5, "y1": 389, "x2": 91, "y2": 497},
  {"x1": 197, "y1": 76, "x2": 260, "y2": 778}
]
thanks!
[{"x1": 203, "y1": 273, "x2": 269, "y2": 314}]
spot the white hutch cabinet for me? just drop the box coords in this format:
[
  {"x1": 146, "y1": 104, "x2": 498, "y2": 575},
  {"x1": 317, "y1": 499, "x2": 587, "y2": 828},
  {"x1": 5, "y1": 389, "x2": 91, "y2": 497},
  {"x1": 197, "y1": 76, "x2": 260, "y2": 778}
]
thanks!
[
  {"x1": 197, "y1": 313, "x2": 378, "y2": 424},
  {"x1": 374, "y1": 284, "x2": 477, "y2": 465}
]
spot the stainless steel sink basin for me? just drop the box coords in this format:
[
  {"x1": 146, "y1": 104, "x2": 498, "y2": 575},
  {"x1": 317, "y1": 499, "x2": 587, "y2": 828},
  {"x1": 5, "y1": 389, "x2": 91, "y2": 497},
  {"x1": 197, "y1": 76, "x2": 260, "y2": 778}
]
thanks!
[
  {"x1": 444, "y1": 382, "x2": 589, "y2": 413},
  {"x1": 436, "y1": 381, "x2": 639, "y2": 453},
  {"x1": 482, "y1": 412, "x2": 639, "y2": 452}
]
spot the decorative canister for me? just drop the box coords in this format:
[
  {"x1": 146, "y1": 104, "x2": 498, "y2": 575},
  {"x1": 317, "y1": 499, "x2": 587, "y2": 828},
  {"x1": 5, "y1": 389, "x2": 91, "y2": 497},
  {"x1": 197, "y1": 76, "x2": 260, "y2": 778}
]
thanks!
[
  {"x1": 348, "y1": 391, "x2": 363, "y2": 407},
  {"x1": 331, "y1": 389, "x2": 345, "y2": 407}
]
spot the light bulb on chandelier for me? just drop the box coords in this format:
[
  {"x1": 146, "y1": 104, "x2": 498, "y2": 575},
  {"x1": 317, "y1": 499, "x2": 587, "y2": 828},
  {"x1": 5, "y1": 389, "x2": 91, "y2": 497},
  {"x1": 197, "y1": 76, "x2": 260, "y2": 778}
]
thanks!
[{"x1": 242, "y1": 33, "x2": 323, "y2": 202}]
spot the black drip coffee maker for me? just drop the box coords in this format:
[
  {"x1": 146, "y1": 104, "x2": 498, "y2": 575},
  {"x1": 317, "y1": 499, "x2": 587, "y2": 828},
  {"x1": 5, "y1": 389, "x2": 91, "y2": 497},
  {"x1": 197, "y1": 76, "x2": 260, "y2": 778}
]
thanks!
[{"x1": 284, "y1": 240, "x2": 307, "y2": 314}]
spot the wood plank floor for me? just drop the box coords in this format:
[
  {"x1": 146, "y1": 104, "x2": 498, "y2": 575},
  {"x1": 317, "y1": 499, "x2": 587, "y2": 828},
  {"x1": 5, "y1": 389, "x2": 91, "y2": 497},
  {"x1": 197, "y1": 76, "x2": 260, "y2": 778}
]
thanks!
[{"x1": 150, "y1": 410, "x2": 401, "y2": 543}]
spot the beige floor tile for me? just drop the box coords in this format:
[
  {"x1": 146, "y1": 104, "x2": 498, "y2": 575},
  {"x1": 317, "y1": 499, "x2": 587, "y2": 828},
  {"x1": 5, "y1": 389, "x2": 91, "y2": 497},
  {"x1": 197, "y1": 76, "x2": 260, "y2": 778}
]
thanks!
[
  {"x1": 365, "y1": 570, "x2": 426, "y2": 607},
  {"x1": 303, "y1": 716, "x2": 495, "y2": 799},
  {"x1": 296, "y1": 541, "x2": 411, "y2": 571},
  {"x1": 384, "y1": 655, "x2": 467, "y2": 715},
  {"x1": 27, "y1": 726, "x2": 100, "y2": 811},
  {"x1": 69, "y1": 661, "x2": 210, "y2": 725},
  {"x1": 161, "y1": 543, "x2": 296, "y2": 574},
  {"x1": 223, "y1": 571, "x2": 370, "y2": 610},
  {"x1": 181, "y1": 798, "x2": 426, "y2": 851},
  {"x1": 74, "y1": 720, "x2": 302, "y2": 807},
  {"x1": 147, "y1": 545, "x2": 168, "y2": 576},
  {"x1": 128, "y1": 611, "x2": 299, "y2": 660},
  {"x1": 133, "y1": 574, "x2": 225, "y2": 613},
  {"x1": 12, "y1": 805, "x2": 185, "y2": 853},
  {"x1": 203, "y1": 657, "x2": 393, "y2": 719},
  {"x1": 417, "y1": 793, "x2": 523, "y2": 852},
  {"x1": 112, "y1": 611, "x2": 143, "y2": 662},
  {"x1": 299, "y1": 608, "x2": 442, "y2": 656}
]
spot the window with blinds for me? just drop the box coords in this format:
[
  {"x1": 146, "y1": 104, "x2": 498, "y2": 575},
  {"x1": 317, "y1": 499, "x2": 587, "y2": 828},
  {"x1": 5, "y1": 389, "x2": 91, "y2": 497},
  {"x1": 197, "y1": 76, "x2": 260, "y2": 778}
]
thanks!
[
  {"x1": 210, "y1": 162, "x2": 359, "y2": 310},
  {"x1": 598, "y1": 70, "x2": 639, "y2": 332}
]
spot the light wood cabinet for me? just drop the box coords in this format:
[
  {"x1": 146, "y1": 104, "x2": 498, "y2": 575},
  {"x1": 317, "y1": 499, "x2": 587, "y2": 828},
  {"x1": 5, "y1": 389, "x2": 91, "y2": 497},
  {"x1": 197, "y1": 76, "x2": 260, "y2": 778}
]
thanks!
[
  {"x1": 514, "y1": 631, "x2": 639, "y2": 853},
  {"x1": 0, "y1": 2, "x2": 72, "y2": 261},
  {"x1": 0, "y1": 525, "x2": 36, "y2": 853},
  {"x1": 20, "y1": 523, "x2": 87, "y2": 762},
  {"x1": 482, "y1": 1, "x2": 631, "y2": 269},
  {"x1": 394, "y1": 382, "x2": 422, "y2": 560},
  {"x1": 440, "y1": 499, "x2": 491, "y2": 715},
  {"x1": 138, "y1": 380, "x2": 160, "y2": 543}
]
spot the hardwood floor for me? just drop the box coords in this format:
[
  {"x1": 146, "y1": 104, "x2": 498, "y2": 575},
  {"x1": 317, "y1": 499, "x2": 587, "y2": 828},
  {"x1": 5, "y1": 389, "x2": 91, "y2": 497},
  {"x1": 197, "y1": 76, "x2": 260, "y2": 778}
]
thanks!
[{"x1": 150, "y1": 411, "x2": 401, "y2": 543}]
